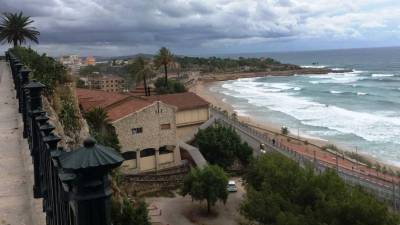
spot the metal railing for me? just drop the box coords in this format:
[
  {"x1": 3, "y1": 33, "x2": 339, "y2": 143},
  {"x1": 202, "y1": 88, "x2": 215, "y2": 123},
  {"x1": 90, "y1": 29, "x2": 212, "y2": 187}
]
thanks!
[{"x1": 5, "y1": 51, "x2": 124, "y2": 225}]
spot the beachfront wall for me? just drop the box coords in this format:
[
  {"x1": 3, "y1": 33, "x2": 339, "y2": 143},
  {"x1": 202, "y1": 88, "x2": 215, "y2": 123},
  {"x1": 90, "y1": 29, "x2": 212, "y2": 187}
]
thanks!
[
  {"x1": 176, "y1": 107, "x2": 210, "y2": 138},
  {"x1": 112, "y1": 102, "x2": 181, "y2": 174},
  {"x1": 6, "y1": 50, "x2": 124, "y2": 225}
]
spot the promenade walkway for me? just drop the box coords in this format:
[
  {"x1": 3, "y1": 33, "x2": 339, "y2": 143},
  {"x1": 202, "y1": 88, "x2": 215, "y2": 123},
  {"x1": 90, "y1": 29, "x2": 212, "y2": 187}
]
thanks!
[{"x1": 0, "y1": 61, "x2": 44, "y2": 225}]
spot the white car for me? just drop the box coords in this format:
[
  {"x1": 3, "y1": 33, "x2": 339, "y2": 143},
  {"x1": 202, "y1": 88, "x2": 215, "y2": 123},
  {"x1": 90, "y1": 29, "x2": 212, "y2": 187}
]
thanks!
[{"x1": 227, "y1": 180, "x2": 238, "y2": 192}]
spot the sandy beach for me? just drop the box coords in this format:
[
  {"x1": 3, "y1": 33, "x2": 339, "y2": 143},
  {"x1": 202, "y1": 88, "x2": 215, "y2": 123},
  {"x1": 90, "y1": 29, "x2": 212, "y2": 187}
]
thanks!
[{"x1": 190, "y1": 80, "x2": 400, "y2": 174}]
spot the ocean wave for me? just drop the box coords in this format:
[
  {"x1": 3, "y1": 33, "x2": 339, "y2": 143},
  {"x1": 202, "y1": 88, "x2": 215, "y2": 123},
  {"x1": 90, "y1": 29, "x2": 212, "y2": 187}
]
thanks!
[
  {"x1": 308, "y1": 72, "x2": 365, "y2": 84},
  {"x1": 293, "y1": 87, "x2": 302, "y2": 91},
  {"x1": 219, "y1": 80, "x2": 400, "y2": 145},
  {"x1": 371, "y1": 73, "x2": 394, "y2": 77},
  {"x1": 328, "y1": 90, "x2": 369, "y2": 96}
]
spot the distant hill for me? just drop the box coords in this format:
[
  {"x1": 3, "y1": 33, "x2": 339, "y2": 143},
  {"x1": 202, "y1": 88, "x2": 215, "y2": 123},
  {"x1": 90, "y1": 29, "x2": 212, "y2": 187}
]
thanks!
[{"x1": 94, "y1": 53, "x2": 154, "y2": 61}]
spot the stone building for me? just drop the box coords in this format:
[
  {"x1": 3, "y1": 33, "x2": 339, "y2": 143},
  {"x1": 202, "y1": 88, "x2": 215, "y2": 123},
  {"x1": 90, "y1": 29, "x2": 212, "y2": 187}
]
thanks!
[
  {"x1": 87, "y1": 75, "x2": 125, "y2": 92},
  {"x1": 143, "y1": 93, "x2": 210, "y2": 138},
  {"x1": 76, "y1": 89, "x2": 183, "y2": 174}
]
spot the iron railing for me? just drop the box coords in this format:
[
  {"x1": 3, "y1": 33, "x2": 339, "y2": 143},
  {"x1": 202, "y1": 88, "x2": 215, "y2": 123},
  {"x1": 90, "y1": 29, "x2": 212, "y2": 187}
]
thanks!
[{"x1": 5, "y1": 51, "x2": 124, "y2": 225}]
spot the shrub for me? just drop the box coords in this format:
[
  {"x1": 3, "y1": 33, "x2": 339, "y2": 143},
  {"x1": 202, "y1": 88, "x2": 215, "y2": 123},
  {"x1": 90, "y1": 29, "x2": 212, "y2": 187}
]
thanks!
[{"x1": 281, "y1": 126, "x2": 289, "y2": 135}]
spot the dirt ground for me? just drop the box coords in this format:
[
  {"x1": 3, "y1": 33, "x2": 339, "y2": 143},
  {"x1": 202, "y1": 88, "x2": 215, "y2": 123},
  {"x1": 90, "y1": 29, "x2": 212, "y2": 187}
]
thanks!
[{"x1": 146, "y1": 177, "x2": 245, "y2": 225}]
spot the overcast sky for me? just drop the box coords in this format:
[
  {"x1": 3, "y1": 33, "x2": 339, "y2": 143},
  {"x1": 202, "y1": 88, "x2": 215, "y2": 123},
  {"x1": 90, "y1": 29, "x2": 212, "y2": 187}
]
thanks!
[{"x1": 1, "y1": 0, "x2": 400, "y2": 56}]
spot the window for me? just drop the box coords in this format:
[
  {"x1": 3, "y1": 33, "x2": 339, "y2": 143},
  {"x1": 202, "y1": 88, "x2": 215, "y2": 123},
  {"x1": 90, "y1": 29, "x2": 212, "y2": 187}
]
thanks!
[
  {"x1": 160, "y1": 123, "x2": 171, "y2": 130},
  {"x1": 159, "y1": 146, "x2": 173, "y2": 155},
  {"x1": 122, "y1": 151, "x2": 137, "y2": 160},
  {"x1": 132, "y1": 127, "x2": 143, "y2": 134},
  {"x1": 140, "y1": 148, "x2": 155, "y2": 157}
]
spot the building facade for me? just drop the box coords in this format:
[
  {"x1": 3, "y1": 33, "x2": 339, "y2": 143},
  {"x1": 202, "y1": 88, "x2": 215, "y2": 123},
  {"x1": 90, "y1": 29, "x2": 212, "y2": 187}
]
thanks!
[
  {"x1": 144, "y1": 92, "x2": 210, "y2": 138},
  {"x1": 87, "y1": 75, "x2": 125, "y2": 92},
  {"x1": 110, "y1": 101, "x2": 181, "y2": 173},
  {"x1": 76, "y1": 89, "x2": 185, "y2": 174},
  {"x1": 85, "y1": 56, "x2": 96, "y2": 66}
]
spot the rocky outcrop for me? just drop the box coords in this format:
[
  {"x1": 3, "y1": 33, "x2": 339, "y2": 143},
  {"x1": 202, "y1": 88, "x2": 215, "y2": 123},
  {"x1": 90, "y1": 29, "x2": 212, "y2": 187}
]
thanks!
[{"x1": 43, "y1": 84, "x2": 90, "y2": 150}]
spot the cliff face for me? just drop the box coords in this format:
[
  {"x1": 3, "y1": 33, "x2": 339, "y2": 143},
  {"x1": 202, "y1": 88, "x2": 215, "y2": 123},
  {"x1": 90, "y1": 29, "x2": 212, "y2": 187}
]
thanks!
[{"x1": 43, "y1": 84, "x2": 90, "y2": 150}]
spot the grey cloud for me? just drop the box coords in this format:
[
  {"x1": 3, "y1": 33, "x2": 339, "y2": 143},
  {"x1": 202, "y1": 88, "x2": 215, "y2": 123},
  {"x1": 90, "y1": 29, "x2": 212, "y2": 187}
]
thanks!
[{"x1": 1, "y1": 0, "x2": 396, "y2": 55}]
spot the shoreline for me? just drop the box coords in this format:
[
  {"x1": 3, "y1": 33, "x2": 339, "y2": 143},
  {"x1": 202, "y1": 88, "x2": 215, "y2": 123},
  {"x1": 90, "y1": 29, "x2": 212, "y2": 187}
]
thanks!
[
  {"x1": 190, "y1": 80, "x2": 400, "y2": 173},
  {"x1": 198, "y1": 68, "x2": 352, "y2": 82}
]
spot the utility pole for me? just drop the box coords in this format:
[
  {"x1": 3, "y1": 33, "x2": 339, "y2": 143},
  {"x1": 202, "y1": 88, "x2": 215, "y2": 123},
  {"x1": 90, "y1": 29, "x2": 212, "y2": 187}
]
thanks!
[
  {"x1": 336, "y1": 155, "x2": 339, "y2": 173},
  {"x1": 297, "y1": 127, "x2": 300, "y2": 139}
]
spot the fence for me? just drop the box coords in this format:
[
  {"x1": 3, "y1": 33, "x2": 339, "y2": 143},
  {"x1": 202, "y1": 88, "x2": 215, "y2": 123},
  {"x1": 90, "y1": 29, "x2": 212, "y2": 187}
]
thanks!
[
  {"x1": 210, "y1": 107, "x2": 400, "y2": 209},
  {"x1": 5, "y1": 51, "x2": 125, "y2": 225}
]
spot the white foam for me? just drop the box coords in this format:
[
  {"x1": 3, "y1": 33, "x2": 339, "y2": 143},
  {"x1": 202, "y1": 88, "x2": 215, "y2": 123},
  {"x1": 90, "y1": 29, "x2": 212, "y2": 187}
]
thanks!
[
  {"x1": 330, "y1": 90, "x2": 343, "y2": 94},
  {"x1": 308, "y1": 72, "x2": 364, "y2": 84},
  {"x1": 293, "y1": 87, "x2": 302, "y2": 91},
  {"x1": 372, "y1": 74, "x2": 394, "y2": 77},
  {"x1": 221, "y1": 79, "x2": 400, "y2": 146},
  {"x1": 301, "y1": 65, "x2": 327, "y2": 69},
  {"x1": 357, "y1": 92, "x2": 368, "y2": 96}
]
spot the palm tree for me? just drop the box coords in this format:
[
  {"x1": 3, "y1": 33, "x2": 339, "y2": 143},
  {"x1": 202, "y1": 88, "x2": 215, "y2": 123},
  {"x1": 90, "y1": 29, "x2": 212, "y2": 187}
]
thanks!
[
  {"x1": 154, "y1": 47, "x2": 173, "y2": 86},
  {"x1": 134, "y1": 57, "x2": 153, "y2": 96},
  {"x1": 0, "y1": 12, "x2": 40, "y2": 47},
  {"x1": 84, "y1": 107, "x2": 110, "y2": 135}
]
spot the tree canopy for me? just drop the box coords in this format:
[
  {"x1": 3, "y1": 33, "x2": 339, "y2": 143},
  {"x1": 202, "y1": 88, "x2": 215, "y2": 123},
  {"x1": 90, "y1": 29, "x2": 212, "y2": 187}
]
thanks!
[
  {"x1": 181, "y1": 165, "x2": 229, "y2": 213},
  {"x1": 0, "y1": 12, "x2": 40, "y2": 47},
  {"x1": 175, "y1": 56, "x2": 300, "y2": 73},
  {"x1": 154, "y1": 47, "x2": 173, "y2": 85},
  {"x1": 10, "y1": 46, "x2": 69, "y2": 95},
  {"x1": 84, "y1": 107, "x2": 120, "y2": 151},
  {"x1": 154, "y1": 77, "x2": 186, "y2": 94},
  {"x1": 241, "y1": 153, "x2": 400, "y2": 225},
  {"x1": 111, "y1": 197, "x2": 151, "y2": 225},
  {"x1": 194, "y1": 123, "x2": 253, "y2": 169}
]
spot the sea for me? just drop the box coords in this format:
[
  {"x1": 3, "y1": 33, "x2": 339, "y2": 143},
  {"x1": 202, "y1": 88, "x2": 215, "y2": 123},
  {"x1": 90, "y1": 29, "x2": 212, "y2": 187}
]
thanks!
[{"x1": 207, "y1": 47, "x2": 400, "y2": 166}]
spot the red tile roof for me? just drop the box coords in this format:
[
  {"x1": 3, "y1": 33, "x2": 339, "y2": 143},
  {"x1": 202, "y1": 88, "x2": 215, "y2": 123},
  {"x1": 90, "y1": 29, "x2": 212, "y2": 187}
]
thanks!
[
  {"x1": 141, "y1": 92, "x2": 209, "y2": 111},
  {"x1": 76, "y1": 88, "x2": 210, "y2": 122},
  {"x1": 106, "y1": 99, "x2": 152, "y2": 121},
  {"x1": 76, "y1": 88, "x2": 129, "y2": 112}
]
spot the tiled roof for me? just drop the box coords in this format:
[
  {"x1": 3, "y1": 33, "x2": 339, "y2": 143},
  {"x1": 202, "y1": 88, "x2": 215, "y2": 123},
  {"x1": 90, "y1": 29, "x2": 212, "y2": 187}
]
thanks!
[
  {"x1": 142, "y1": 92, "x2": 209, "y2": 111},
  {"x1": 106, "y1": 99, "x2": 152, "y2": 122},
  {"x1": 76, "y1": 88, "x2": 129, "y2": 111},
  {"x1": 76, "y1": 88, "x2": 210, "y2": 121}
]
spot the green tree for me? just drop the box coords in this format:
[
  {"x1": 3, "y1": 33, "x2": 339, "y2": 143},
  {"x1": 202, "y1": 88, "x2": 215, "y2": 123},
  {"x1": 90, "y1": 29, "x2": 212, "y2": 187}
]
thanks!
[
  {"x1": 131, "y1": 56, "x2": 155, "y2": 96},
  {"x1": 10, "y1": 46, "x2": 69, "y2": 94},
  {"x1": 194, "y1": 123, "x2": 252, "y2": 168},
  {"x1": 154, "y1": 47, "x2": 173, "y2": 86},
  {"x1": 153, "y1": 77, "x2": 186, "y2": 94},
  {"x1": 0, "y1": 12, "x2": 40, "y2": 47},
  {"x1": 181, "y1": 165, "x2": 228, "y2": 213},
  {"x1": 241, "y1": 153, "x2": 399, "y2": 225},
  {"x1": 84, "y1": 107, "x2": 120, "y2": 151},
  {"x1": 111, "y1": 197, "x2": 151, "y2": 225}
]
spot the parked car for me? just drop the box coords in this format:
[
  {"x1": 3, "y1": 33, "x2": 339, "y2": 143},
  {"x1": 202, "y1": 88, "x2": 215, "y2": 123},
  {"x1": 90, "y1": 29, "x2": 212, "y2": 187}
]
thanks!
[{"x1": 227, "y1": 180, "x2": 238, "y2": 192}]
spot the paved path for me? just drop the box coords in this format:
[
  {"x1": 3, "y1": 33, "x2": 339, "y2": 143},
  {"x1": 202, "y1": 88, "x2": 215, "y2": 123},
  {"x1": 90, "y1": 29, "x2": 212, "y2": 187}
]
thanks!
[{"x1": 0, "y1": 61, "x2": 44, "y2": 225}]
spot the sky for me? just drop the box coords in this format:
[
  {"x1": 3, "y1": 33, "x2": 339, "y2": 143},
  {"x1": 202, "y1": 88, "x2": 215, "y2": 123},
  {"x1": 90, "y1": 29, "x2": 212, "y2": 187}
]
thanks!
[{"x1": 1, "y1": 0, "x2": 400, "y2": 56}]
